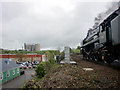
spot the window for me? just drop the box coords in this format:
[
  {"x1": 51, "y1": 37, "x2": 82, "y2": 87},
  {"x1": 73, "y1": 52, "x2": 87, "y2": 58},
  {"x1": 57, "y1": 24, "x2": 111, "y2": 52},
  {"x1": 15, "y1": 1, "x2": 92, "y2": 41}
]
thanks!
[
  {"x1": 17, "y1": 68, "x2": 19, "y2": 73},
  {"x1": 0, "y1": 73, "x2": 3, "y2": 80},
  {"x1": 13, "y1": 70, "x2": 15, "y2": 75},
  {"x1": 7, "y1": 71, "x2": 10, "y2": 77}
]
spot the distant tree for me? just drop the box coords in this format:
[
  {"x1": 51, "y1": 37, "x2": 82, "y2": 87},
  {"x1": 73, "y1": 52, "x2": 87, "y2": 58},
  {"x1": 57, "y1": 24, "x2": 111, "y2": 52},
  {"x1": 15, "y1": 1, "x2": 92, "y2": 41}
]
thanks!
[
  {"x1": 54, "y1": 50, "x2": 60, "y2": 56},
  {"x1": 15, "y1": 51, "x2": 27, "y2": 62},
  {"x1": 57, "y1": 47, "x2": 61, "y2": 52},
  {"x1": 75, "y1": 46, "x2": 81, "y2": 53},
  {"x1": 2, "y1": 50, "x2": 9, "y2": 54},
  {"x1": 45, "y1": 51, "x2": 55, "y2": 64},
  {"x1": 77, "y1": 46, "x2": 80, "y2": 50},
  {"x1": 15, "y1": 50, "x2": 17, "y2": 53},
  {"x1": 70, "y1": 48, "x2": 75, "y2": 54}
]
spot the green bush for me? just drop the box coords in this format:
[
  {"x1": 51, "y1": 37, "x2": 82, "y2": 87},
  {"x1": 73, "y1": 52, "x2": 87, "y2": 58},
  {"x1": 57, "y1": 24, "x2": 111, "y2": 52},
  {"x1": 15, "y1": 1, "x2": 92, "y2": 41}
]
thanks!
[
  {"x1": 35, "y1": 62, "x2": 46, "y2": 78},
  {"x1": 45, "y1": 60, "x2": 51, "y2": 72},
  {"x1": 49, "y1": 58, "x2": 55, "y2": 64},
  {"x1": 35, "y1": 54, "x2": 56, "y2": 78}
]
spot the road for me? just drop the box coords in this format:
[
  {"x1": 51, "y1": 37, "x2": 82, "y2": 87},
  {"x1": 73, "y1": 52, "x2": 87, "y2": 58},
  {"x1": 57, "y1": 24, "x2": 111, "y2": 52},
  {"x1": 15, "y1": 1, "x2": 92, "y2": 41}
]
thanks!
[{"x1": 2, "y1": 69, "x2": 35, "y2": 88}]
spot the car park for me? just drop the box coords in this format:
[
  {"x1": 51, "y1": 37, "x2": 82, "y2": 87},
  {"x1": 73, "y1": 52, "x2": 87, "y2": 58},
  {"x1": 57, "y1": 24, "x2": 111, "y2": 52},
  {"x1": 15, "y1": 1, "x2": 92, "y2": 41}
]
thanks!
[{"x1": 17, "y1": 61, "x2": 40, "y2": 69}]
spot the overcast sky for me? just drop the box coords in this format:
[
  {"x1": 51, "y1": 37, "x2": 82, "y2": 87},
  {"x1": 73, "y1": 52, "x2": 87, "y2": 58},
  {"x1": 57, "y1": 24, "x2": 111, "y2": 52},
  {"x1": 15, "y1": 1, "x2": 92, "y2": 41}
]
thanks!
[{"x1": 0, "y1": 0, "x2": 118, "y2": 50}]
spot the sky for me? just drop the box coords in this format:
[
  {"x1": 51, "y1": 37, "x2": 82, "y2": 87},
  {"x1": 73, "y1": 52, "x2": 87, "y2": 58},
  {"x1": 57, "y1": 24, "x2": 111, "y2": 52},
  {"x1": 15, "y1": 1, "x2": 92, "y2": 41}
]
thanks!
[{"x1": 0, "y1": 0, "x2": 119, "y2": 50}]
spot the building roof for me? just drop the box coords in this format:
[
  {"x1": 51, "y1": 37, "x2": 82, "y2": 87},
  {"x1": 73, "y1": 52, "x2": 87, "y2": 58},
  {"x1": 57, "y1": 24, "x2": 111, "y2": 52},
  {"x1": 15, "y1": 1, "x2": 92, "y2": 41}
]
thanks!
[{"x1": 0, "y1": 59, "x2": 20, "y2": 72}]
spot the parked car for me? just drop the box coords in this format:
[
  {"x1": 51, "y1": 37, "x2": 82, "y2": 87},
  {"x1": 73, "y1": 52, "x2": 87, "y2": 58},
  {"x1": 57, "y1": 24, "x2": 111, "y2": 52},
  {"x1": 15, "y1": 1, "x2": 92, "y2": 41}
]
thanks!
[
  {"x1": 20, "y1": 64, "x2": 24, "y2": 69},
  {"x1": 23, "y1": 65, "x2": 28, "y2": 69},
  {"x1": 32, "y1": 64, "x2": 37, "y2": 68},
  {"x1": 28, "y1": 65, "x2": 32, "y2": 69},
  {"x1": 28, "y1": 63, "x2": 32, "y2": 69},
  {"x1": 31, "y1": 62, "x2": 34, "y2": 65},
  {"x1": 34, "y1": 61, "x2": 39, "y2": 65},
  {"x1": 19, "y1": 62, "x2": 24, "y2": 64},
  {"x1": 23, "y1": 62, "x2": 27, "y2": 65}
]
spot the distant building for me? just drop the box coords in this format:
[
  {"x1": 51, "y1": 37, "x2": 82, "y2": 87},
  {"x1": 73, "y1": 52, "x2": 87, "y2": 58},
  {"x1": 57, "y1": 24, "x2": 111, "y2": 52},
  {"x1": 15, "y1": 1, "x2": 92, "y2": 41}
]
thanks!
[
  {"x1": 24, "y1": 43, "x2": 40, "y2": 51},
  {"x1": 35, "y1": 44, "x2": 40, "y2": 51}
]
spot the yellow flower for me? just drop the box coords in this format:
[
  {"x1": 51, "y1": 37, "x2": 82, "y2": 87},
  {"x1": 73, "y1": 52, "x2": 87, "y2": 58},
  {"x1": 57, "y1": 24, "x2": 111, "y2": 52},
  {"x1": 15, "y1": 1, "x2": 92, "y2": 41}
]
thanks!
[
  {"x1": 39, "y1": 85, "x2": 41, "y2": 88},
  {"x1": 57, "y1": 86, "x2": 60, "y2": 88}
]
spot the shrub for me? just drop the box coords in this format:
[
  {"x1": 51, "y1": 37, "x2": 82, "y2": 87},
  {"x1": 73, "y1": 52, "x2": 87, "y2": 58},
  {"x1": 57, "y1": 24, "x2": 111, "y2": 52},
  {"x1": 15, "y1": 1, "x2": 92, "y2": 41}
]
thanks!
[
  {"x1": 45, "y1": 60, "x2": 51, "y2": 72},
  {"x1": 49, "y1": 58, "x2": 55, "y2": 64},
  {"x1": 35, "y1": 62, "x2": 46, "y2": 78},
  {"x1": 35, "y1": 54, "x2": 56, "y2": 78}
]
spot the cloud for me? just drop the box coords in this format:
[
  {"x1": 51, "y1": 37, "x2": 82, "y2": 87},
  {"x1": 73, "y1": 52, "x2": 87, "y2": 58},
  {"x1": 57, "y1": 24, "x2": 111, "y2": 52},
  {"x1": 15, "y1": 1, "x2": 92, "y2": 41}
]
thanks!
[{"x1": 1, "y1": 1, "x2": 109, "y2": 50}]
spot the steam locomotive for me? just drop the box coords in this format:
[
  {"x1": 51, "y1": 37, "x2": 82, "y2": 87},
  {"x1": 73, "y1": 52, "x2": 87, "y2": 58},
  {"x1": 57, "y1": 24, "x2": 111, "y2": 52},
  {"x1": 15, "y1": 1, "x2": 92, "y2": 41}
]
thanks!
[{"x1": 81, "y1": 5, "x2": 120, "y2": 63}]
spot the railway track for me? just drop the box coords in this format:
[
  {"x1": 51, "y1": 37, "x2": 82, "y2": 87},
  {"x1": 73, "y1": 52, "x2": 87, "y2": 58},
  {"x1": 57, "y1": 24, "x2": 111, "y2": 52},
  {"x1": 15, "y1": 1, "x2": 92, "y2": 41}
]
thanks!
[{"x1": 71, "y1": 54, "x2": 120, "y2": 70}]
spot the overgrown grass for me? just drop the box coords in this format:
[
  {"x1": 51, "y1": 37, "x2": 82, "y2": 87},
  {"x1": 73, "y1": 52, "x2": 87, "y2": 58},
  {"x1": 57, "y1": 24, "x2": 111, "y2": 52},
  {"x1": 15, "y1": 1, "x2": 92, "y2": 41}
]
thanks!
[{"x1": 22, "y1": 58, "x2": 61, "y2": 88}]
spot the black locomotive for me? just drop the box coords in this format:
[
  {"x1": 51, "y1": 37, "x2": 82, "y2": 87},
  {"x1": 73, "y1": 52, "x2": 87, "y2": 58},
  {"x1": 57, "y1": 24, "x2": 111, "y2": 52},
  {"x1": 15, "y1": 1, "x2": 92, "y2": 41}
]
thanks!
[{"x1": 81, "y1": 5, "x2": 120, "y2": 64}]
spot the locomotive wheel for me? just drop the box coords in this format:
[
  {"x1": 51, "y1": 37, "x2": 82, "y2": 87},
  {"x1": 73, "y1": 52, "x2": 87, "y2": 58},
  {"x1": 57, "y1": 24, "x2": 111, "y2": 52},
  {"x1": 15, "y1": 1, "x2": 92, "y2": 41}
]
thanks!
[
  {"x1": 106, "y1": 60, "x2": 112, "y2": 64},
  {"x1": 90, "y1": 57, "x2": 92, "y2": 60},
  {"x1": 86, "y1": 55, "x2": 89, "y2": 60},
  {"x1": 104, "y1": 61, "x2": 107, "y2": 64}
]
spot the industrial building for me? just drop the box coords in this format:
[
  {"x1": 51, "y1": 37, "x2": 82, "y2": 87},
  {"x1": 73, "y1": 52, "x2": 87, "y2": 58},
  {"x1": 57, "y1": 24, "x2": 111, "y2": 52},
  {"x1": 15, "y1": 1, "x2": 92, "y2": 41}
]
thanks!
[{"x1": 24, "y1": 43, "x2": 40, "y2": 51}]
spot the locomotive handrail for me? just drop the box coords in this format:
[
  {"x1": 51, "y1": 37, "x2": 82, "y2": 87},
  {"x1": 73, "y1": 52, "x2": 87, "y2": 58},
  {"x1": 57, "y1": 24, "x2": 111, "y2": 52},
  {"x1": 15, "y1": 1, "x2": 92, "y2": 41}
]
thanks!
[
  {"x1": 85, "y1": 32, "x2": 98, "y2": 42},
  {"x1": 81, "y1": 37, "x2": 99, "y2": 48}
]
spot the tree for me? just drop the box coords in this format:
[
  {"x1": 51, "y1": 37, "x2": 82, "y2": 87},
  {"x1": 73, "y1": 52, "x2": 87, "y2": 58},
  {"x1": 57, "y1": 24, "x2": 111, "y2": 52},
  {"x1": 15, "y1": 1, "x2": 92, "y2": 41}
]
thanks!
[
  {"x1": 54, "y1": 50, "x2": 60, "y2": 56},
  {"x1": 75, "y1": 46, "x2": 81, "y2": 53},
  {"x1": 45, "y1": 51, "x2": 55, "y2": 64},
  {"x1": 77, "y1": 46, "x2": 80, "y2": 50},
  {"x1": 15, "y1": 52, "x2": 27, "y2": 62},
  {"x1": 70, "y1": 48, "x2": 75, "y2": 54}
]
